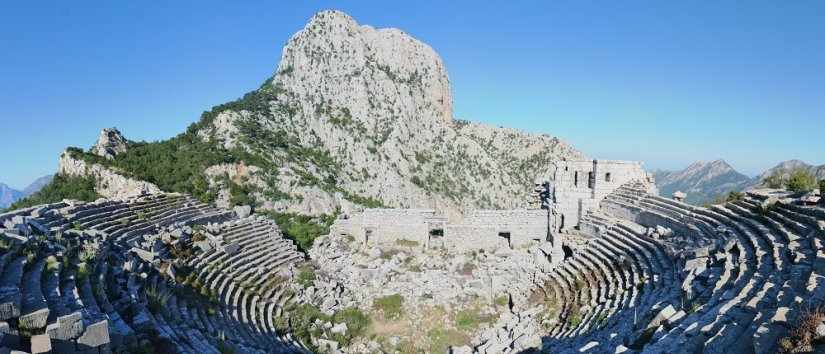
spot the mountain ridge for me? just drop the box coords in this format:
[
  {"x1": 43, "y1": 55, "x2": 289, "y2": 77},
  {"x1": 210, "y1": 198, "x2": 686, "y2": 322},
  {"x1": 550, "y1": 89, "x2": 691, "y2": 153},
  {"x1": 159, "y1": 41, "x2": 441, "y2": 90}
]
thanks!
[
  {"x1": 0, "y1": 174, "x2": 54, "y2": 209},
  {"x1": 653, "y1": 159, "x2": 753, "y2": 205},
  {"x1": 52, "y1": 10, "x2": 584, "y2": 219},
  {"x1": 654, "y1": 158, "x2": 825, "y2": 205}
]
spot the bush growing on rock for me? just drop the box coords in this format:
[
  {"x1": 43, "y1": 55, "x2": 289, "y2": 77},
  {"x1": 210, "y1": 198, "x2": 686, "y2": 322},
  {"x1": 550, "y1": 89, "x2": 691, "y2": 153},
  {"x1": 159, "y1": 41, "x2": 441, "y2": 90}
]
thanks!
[
  {"x1": 787, "y1": 168, "x2": 817, "y2": 193},
  {"x1": 260, "y1": 211, "x2": 337, "y2": 252},
  {"x1": 331, "y1": 307, "x2": 370, "y2": 345}
]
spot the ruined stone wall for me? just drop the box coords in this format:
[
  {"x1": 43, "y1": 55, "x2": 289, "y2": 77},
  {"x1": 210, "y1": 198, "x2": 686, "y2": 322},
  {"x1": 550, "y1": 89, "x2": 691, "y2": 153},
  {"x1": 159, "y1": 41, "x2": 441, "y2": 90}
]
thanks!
[
  {"x1": 459, "y1": 210, "x2": 549, "y2": 249},
  {"x1": 440, "y1": 225, "x2": 508, "y2": 252},
  {"x1": 358, "y1": 209, "x2": 447, "y2": 246},
  {"x1": 331, "y1": 208, "x2": 553, "y2": 253},
  {"x1": 546, "y1": 160, "x2": 654, "y2": 231}
]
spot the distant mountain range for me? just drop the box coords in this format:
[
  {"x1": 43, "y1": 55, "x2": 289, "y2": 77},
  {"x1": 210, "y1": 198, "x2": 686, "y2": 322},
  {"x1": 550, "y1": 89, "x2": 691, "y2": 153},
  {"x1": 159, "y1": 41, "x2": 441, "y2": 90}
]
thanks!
[
  {"x1": 0, "y1": 174, "x2": 53, "y2": 209},
  {"x1": 653, "y1": 160, "x2": 753, "y2": 205},
  {"x1": 652, "y1": 159, "x2": 825, "y2": 205}
]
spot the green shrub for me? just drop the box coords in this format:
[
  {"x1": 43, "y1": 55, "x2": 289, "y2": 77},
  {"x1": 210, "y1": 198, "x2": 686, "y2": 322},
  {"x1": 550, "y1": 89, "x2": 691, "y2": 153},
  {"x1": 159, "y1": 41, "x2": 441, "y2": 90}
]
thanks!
[
  {"x1": 228, "y1": 179, "x2": 258, "y2": 207},
  {"x1": 296, "y1": 266, "x2": 316, "y2": 288},
  {"x1": 331, "y1": 307, "x2": 370, "y2": 345},
  {"x1": 373, "y1": 294, "x2": 404, "y2": 320},
  {"x1": 259, "y1": 211, "x2": 337, "y2": 252},
  {"x1": 289, "y1": 303, "x2": 329, "y2": 351},
  {"x1": 788, "y1": 168, "x2": 817, "y2": 193},
  {"x1": 820, "y1": 180, "x2": 825, "y2": 194}
]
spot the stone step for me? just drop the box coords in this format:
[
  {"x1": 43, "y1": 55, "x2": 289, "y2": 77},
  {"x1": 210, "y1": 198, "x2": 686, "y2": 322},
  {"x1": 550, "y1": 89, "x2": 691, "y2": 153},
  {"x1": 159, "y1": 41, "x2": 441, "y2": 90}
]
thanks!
[
  {"x1": 0, "y1": 256, "x2": 26, "y2": 320},
  {"x1": 19, "y1": 257, "x2": 50, "y2": 330}
]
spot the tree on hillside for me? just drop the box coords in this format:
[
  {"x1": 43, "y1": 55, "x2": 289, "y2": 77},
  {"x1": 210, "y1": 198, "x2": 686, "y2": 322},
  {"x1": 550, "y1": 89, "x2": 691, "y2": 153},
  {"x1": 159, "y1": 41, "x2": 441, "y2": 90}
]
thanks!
[{"x1": 787, "y1": 168, "x2": 816, "y2": 193}]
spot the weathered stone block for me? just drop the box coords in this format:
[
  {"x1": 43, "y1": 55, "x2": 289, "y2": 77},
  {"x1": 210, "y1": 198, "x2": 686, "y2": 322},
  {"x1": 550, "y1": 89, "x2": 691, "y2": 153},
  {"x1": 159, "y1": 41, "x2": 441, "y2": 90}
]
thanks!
[
  {"x1": 77, "y1": 320, "x2": 110, "y2": 349},
  {"x1": 30, "y1": 334, "x2": 51, "y2": 354}
]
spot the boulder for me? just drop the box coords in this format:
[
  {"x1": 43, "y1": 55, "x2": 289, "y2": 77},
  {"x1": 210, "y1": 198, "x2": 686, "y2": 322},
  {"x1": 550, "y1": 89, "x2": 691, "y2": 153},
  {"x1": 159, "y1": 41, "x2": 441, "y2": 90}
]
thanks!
[{"x1": 233, "y1": 205, "x2": 252, "y2": 219}]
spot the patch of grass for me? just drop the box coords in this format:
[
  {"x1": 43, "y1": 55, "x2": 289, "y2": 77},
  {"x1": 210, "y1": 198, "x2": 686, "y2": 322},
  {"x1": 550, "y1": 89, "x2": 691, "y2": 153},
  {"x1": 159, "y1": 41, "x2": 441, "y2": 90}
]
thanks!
[
  {"x1": 373, "y1": 294, "x2": 404, "y2": 320},
  {"x1": 395, "y1": 239, "x2": 419, "y2": 248},
  {"x1": 494, "y1": 295, "x2": 509, "y2": 307},
  {"x1": 454, "y1": 307, "x2": 494, "y2": 331},
  {"x1": 331, "y1": 307, "x2": 371, "y2": 345},
  {"x1": 287, "y1": 303, "x2": 329, "y2": 351},
  {"x1": 780, "y1": 306, "x2": 825, "y2": 352},
  {"x1": 427, "y1": 328, "x2": 468, "y2": 353},
  {"x1": 145, "y1": 282, "x2": 172, "y2": 313},
  {"x1": 296, "y1": 265, "x2": 316, "y2": 289}
]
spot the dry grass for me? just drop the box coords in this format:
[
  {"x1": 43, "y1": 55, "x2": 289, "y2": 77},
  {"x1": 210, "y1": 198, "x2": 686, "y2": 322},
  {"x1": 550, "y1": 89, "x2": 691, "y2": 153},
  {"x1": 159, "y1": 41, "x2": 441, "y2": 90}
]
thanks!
[{"x1": 780, "y1": 306, "x2": 825, "y2": 353}]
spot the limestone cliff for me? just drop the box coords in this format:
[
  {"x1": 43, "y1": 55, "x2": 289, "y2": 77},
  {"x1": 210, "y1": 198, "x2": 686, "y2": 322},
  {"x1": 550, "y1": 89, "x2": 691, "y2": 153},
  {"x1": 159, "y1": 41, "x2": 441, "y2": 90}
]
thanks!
[
  {"x1": 66, "y1": 10, "x2": 583, "y2": 217},
  {"x1": 58, "y1": 150, "x2": 161, "y2": 199},
  {"x1": 195, "y1": 10, "x2": 583, "y2": 217}
]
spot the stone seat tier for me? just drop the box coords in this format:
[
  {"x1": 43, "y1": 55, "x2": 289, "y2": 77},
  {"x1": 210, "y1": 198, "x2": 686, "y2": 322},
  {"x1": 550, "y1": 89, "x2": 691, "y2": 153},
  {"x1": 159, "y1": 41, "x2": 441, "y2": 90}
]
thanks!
[
  {"x1": 542, "y1": 222, "x2": 675, "y2": 351},
  {"x1": 0, "y1": 256, "x2": 26, "y2": 321},
  {"x1": 19, "y1": 256, "x2": 50, "y2": 330}
]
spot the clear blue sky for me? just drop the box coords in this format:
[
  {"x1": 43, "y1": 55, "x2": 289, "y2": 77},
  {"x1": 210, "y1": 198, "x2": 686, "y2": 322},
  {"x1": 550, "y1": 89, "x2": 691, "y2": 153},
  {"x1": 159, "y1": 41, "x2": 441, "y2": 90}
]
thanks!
[{"x1": 2, "y1": 1, "x2": 824, "y2": 189}]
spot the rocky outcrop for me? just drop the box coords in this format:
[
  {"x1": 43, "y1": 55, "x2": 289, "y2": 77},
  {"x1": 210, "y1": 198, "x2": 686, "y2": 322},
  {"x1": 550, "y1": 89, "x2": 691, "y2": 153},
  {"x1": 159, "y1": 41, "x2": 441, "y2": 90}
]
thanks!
[
  {"x1": 92, "y1": 128, "x2": 129, "y2": 160},
  {"x1": 195, "y1": 10, "x2": 583, "y2": 217},
  {"x1": 58, "y1": 150, "x2": 160, "y2": 199}
]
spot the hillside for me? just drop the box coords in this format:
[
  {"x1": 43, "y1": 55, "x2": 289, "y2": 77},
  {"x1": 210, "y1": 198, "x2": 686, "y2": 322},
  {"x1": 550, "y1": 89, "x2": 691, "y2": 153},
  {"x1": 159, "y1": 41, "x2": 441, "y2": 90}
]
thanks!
[
  {"x1": 56, "y1": 10, "x2": 583, "y2": 219},
  {"x1": 0, "y1": 183, "x2": 23, "y2": 209},
  {"x1": 0, "y1": 174, "x2": 53, "y2": 209},
  {"x1": 652, "y1": 159, "x2": 753, "y2": 205},
  {"x1": 755, "y1": 159, "x2": 825, "y2": 185}
]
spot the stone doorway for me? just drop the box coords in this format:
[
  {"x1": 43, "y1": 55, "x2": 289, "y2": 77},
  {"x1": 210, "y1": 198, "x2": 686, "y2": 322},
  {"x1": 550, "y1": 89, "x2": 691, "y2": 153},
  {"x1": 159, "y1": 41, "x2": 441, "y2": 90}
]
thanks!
[
  {"x1": 562, "y1": 244, "x2": 574, "y2": 260},
  {"x1": 498, "y1": 231, "x2": 512, "y2": 249}
]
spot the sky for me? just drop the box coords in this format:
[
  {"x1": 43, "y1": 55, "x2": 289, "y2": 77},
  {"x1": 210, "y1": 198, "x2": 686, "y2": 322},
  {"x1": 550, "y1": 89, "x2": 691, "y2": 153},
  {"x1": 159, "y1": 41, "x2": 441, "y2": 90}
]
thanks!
[{"x1": 1, "y1": 1, "x2": 824, "y2": 189}]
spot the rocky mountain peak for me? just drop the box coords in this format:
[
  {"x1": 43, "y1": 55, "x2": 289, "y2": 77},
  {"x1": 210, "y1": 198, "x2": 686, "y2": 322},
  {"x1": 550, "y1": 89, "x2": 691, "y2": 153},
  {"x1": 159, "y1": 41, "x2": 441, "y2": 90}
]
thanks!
[
  {"x1": 272, "y1": 9, "x2": 453, "y2": 130},
  {"x1": 653, "y1": 159, "x2": 752, "y2": 205},
  {"x1": 92, "y1": 128, "x2": 129, "y2": 160},
  {"x1": 64, "y1": 10, "x2": 582, "y2": 217}
]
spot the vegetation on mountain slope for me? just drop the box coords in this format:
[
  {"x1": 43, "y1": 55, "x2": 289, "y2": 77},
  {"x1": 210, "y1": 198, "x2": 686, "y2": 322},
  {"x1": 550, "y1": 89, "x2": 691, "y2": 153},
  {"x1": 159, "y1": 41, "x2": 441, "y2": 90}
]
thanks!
[{"x1": 5, "y1": 174, "x2": 99, "y2": 211}]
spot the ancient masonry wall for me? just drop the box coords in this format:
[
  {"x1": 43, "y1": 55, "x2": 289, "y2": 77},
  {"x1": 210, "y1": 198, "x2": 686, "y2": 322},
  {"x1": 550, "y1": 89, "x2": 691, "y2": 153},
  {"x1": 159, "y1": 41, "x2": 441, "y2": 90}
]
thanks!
[
  {"x1": 331, "y1": 209, "x2": 552, "y2": 253},
  {"x1": 546, "y1": 159, "x2": 655, "y2": 232}
]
